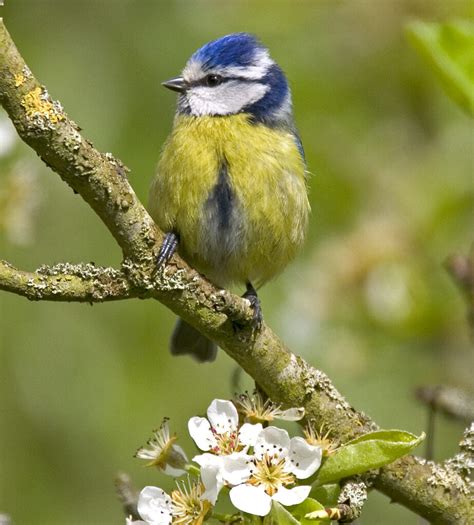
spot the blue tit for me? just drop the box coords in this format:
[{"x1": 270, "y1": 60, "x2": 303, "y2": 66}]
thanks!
[{"x1": 149, "y1": 33, "x2": 310, "y2": 362}]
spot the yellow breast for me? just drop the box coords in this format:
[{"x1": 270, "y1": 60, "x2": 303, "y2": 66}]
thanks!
[{"x1": 148, "y1": 114, "x2": 309, "y2": 287}]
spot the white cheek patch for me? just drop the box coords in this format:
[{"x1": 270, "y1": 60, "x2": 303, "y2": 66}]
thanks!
[{"x1": 187, "y1": 82, "x2": 269, "y2": 116}]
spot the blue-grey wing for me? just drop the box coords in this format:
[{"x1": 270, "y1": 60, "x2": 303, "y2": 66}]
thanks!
[
  {"x1": 281, "y1": 113, "x2": 306, "y2": 166},
  {"x1": 292, "y1": 130, "x2": 305, "y2": 164}
]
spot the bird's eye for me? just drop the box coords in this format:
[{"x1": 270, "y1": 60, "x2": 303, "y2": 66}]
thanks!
[{"x1": 205, "y1": 74, "x2": 223, "y2": 87}]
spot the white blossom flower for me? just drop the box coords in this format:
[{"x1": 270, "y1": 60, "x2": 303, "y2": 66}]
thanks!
[
  {"x1": 189, "y1": 399, "x2": 262, "y2": 455},
  {"x1": 135, "y1": 418, "x2": 188, "y2": 476},
  {"x1": 195, "y1": 450, "x2": 258, "y2": 505},
  {"x1": 235, "y1": 391, "x2": 305, "y2": 424},
  {"x1": 137, "y1": 480, "x2": 211, "y2": 525},
  {"x1": 224, "y1": 426, "x2": 322, "y2": 516},
  {"x1": 189, "y1": 399, "x2": 262, "y2": 505},
  {"x1": 137, "y1": 486, "x2": 173, "y2": 525}
]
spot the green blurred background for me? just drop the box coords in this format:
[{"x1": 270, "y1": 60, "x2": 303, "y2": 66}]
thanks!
[{"x1": 0, "y1": 1, "x2": 472, "y2": 523}]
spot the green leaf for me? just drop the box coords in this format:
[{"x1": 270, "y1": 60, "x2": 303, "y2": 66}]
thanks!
[
  {"x1": 309, "y1": 484, "x2": 340, "y2": 507},
  {"x1": 406, "y1": 20, "x2": 474, "y2": 115},
  {"x1": 289, "y1": 498, "x2": 327, "y2": 524},
  {"x1": 313, "y1": 430, "x2": 424, "y2": 486},
  {"x1": 263, "y1": 502, "x2": 300, "y2": 525}
]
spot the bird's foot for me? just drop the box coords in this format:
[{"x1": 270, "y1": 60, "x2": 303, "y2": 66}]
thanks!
[
  {"x1": 240, "y1": 282, "x2": 263, "y2": 331},
  {"x1": 153, "y1": 232, "x2": 179, "y2": 276}
]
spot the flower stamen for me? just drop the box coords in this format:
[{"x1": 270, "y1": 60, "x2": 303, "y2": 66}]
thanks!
[
  {"x1": 248, "y1": 454, "x2": 296, "y2": 496},
  {"x1": 135, "y1": 418, "x2": 188, "y2": 475},
  {"x1": 303, "y1": 422, "x2": 338, "y2": 457},
  {"x1": 235, "y1": 390, "x2": 304, "y2": 424},
  {"x1": 211, "y1": 429, "x2": 243, "y2": 455},
  {"x1": 171, "y1": 479, "x2": 210, "y2": 525}
]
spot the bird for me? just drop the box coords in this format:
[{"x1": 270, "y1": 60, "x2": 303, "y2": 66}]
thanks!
[{"x1": 148, "y1": 33, "x2": 310, "y2": 362}]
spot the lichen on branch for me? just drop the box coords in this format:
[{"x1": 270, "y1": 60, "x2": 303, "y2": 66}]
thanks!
[{"x1": 0, "y1": 260, "x2": 135, "y2": 302}]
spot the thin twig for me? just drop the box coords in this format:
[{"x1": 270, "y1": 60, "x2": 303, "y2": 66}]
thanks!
[{"x1": 416, "y1": 385, "x2": 474, "y2": 423}]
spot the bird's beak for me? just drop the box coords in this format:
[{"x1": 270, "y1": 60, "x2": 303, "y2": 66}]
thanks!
[{"x1": 161, "y1": 76, "x2": 187, "y2": 93}]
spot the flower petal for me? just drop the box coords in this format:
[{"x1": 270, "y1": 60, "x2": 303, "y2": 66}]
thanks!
[
  {"x1": 221, "y1": 453, "x2": 253, "y2": 485},
  {"x1": 193, "y1": 452, "x2": 222, "y2": 468},
  {"x1": 188, "y1": 416, "x2": 216, "y2": 451},
  {"x1": 207, "y1": 399, "x2": 239, "y2": 433},
  {"x1": 276, "y1": 407, "x2": 305, "y2": 421},
  {"x1": 238, "y1": 423, "x2": 263, "y2": 446},
  {"x1": 137, "y1": 486, "x2": 172, "y2": 524},
  {"x1": 229, "y1": 484, "x2": 272, "y2": 516},
  {"x1": 162, "y1": 444, "x2": 188, "y2": 477},
  {"x1": 162, "y1": 463, "x2": 186, "y2": 477},
  {"x1": 254, "y1": 426, "x2": 291, "y2": 459},
  {"x1": 200, "y1": 464, "x2": 224, "y2": 505},
  {"x1": 272, "y1": 485, "x2": 311, "y2": 506},
  {"x1": 287, "y1": 436, "x2": 322, "y2": 479}
]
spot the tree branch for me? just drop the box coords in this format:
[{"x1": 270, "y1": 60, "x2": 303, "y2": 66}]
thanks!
[
  {"x1": 416, "y1": 385, "x2": 474, "y2": 423},
  {"x1": 445, "y1": 422, "x2": 474, "y2": 481},
  {"x1": 0, "y1": 19, "x2": 471, "y2": 524},
  {"x1": 309, "y1": 480, "x2": 368, "y2": 523},
  {"x1": 0, "y1": 260, "x2": 135, "y2": 302}
]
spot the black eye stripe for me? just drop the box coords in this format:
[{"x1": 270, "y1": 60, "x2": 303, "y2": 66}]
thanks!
[
  {"x1": 206, "y1": 74, "x2": 223, "y2": 87},
  {"x1": 187, "y1": 75, "x2": 258, "y2": 88}
]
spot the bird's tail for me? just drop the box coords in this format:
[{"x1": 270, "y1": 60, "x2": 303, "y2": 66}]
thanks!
[{"x1": 170, "y1": 318, "x2": 217, "y2": 362}]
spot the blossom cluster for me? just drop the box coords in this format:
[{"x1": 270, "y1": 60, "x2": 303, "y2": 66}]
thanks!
[{"x1": 129, "y1": 394, "x2": 322, "y2": 524}]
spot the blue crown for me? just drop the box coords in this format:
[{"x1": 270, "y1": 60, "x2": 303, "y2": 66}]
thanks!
[
  {"x1": 191, "y1": 33, "x2": 265, "y2": 71},
  {"x1": 180, "y1": 33, "x2": 296, "y2": 134}
]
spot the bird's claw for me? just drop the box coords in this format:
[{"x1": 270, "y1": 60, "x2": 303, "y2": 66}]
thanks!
[
  {"x1": 235, "y1": 282, "x2": 263, "y2": 332},
  {"x1": 153, "y1": 232, "x2": 179, "y2": 277},
  {"x1": 243, "y1": 292, "x2": 263, "y2": 330}
]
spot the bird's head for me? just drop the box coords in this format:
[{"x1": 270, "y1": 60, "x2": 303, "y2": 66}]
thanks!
[{"x1": 162, "y1": 33, "x2": 292, "y2": 125}]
